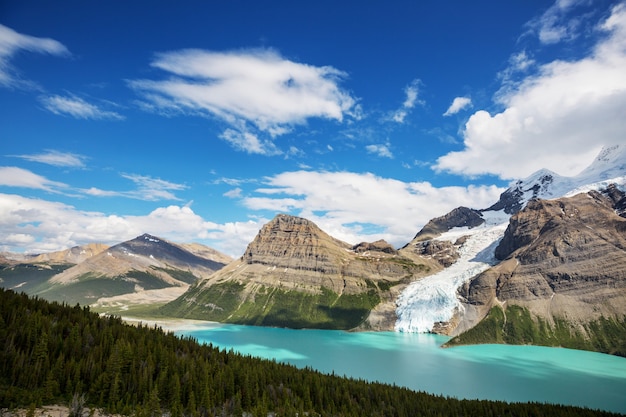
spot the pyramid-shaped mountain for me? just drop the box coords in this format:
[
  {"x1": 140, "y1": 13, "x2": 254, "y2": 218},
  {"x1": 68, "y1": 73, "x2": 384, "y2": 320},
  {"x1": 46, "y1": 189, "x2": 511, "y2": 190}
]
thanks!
[
  {"x1": 162, "y1": 214, "x2": 439, "y2": 330},
  {"x1": 33, "y1": 234, "x2": 230, "y2": 308}
]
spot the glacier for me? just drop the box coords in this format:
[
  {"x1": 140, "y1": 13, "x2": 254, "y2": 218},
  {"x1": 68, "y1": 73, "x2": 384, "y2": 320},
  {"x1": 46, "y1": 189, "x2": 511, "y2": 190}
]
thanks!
[{"x1": 395, "y1": 211, "x2": 509, "y2": 333}]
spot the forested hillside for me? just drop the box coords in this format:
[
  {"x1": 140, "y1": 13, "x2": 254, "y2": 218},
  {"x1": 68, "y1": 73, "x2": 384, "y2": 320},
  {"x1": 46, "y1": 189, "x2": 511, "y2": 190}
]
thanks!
[{"x1": 0, "y1": 289, "x2": 619, "y2": 417}]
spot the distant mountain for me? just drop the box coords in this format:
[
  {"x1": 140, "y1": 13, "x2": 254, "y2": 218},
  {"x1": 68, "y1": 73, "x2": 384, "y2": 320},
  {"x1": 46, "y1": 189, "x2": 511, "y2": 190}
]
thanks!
[
  {"x1": 28, "y1": 243, "x2": 109, "y2": 264},
  {"x1": 0, "y1": 243, "x2": 109, "y2": 294},
  {"x1": 162, "y1": 214, "x2": 439, "y2": 330},
  {"x1": 486, "y1": 144, "x2": 626, "y2": 214},
  {"x1": 0, "y1": 234, "x2": 231, "y2": 309}
]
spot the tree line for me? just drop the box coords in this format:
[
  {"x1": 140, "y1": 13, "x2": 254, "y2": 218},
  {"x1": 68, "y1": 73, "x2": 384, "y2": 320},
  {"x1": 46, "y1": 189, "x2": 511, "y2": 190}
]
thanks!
[{"x1": 0, "y1": 288, "x2": 620, "y2": 416}]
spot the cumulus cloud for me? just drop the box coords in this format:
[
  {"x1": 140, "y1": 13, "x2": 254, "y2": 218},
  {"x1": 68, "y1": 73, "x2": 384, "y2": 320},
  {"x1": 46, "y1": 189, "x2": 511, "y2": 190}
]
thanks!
[
  {"x1": 390, "y1": 79, "x2": 422, "y2": 123},
  {"x1": 0, "y1": 193, "x2": 263, "y2": 257},
  {"x1": 40, "y1": 94, "x2": 124, "y2": 120},
  {"x1": 0, "y1": 24, "x2": 69, "y2": 88},
  {"x1": 0, "y1": 166, "x2": 67, "y2": 192},
  {"x1": 443, "y1": 97, "x2": 472, "y2": 116},
  {"x1": 12, "y1": 150, "x2": 87, "y2": 168},
  {"x1": 365, "y1": 143, "x2": 393, "y2": 158},
  {"x1": 243, "y1": 170, "x2": 504, "y2": 247},
  {"x1": 130, "y1": 48, "x2": 356, "y2": 153},
  {"x1": 435, "y1": 3, "x2": 626, "y2": 179}
]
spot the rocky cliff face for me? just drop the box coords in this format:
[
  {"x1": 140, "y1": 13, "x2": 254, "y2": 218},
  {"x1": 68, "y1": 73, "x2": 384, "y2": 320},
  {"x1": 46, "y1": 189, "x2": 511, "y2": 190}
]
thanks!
[
  {"x1": 450, "y1": 190, "x2": 626, "y2": 354},
  {"x1": 163, "y1": 214, "x2": 438, "y2": 330}
]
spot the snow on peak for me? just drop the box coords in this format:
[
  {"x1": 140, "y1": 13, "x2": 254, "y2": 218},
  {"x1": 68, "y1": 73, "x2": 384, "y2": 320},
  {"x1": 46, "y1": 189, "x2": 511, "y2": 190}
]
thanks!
[
  {"x1": 487, "y1": 145, "x2": 626, "y2": 215},
  {"x1": 516, "y1": 168, "x2": 565, "y2": 200},
  {"x1": 573, "y1": 144, "x2": 626, "y2": 186},
  {"x1": 141, "y1": 234, "x2": 161, "y2": 243}
]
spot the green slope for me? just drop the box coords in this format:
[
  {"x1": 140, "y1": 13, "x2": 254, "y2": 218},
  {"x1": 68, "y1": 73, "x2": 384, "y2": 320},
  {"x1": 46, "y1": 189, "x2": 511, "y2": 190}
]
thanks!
[
  {"x1": 446, "y1": 305, "x2": 626, "y2": 357},
  {"x1": 161, "y1": 282, "x2": 380, "y2": 329}
]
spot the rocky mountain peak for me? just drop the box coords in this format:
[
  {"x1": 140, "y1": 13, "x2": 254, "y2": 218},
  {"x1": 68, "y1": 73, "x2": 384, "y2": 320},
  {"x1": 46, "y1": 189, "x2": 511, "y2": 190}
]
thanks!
[
  {"x1": 602, "y1": 183, "x2": 626, "y2": 217},
  {"x1": 110, "y1": 234, "x2": 226, "y2": 271},
  {"x1": 408, "y1": 206, "x2": 484, "y2": 242},
  {"x1": 352, "y1": 239, "x2": 398, "y2": 255},
  {"x1": 243, "y1": 214, "x2": 350, "y2": 272},
  {"x1": 485, "y1": 169, "x2": 564, "y2": 214}
]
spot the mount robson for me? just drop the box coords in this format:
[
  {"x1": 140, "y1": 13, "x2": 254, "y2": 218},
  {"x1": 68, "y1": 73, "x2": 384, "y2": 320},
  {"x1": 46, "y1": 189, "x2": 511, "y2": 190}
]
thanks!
[{"x1": 2, "y1": 145, "x2": 626, "y2": 356}]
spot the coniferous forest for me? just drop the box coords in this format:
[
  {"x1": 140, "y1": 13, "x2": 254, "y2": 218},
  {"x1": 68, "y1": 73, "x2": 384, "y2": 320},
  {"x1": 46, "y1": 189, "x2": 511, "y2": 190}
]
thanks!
[{"x1": 0, "y1": 288, "x2": 621, "y2": 417}]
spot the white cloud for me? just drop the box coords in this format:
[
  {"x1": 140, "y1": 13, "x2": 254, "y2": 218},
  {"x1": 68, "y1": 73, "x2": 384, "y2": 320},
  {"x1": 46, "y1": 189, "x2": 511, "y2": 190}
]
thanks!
[
  {"x1": 391, "y1": 79, "x2": 422, "y2": 123},
  {"x1": 0, "y1": 168, "x2": 504, "y2": 256},
  {"x1": 0, "y1": 193, "x2": 263, "y2": 257},
  {"x1": 40, "y1": 94, "x2": 124, "y2": 120},
  {"x1": 224, "y1": 188, "x2": 242, "y2": 198},
  {"x1": 496, "y1": 51, "x2": 537, "y2": 98},
  {"x1": 527, "y1": 0, "x2": 587, "y2": 44},
  {"x1": 0, "y1": 166, "x2": 67, "y2": 192},
  {"x1": 242, "y1": 170, "x2": 504, "y2": 248},
  {"x1": 365, "y1": 143, "x2": 393, "y2": 158},
  {"x1": 220, "y1": 129, "x2": 282, "y2": 155},
  {"x1": 0, "y1": 166, "x2": 187, "y2": 202},
  {"x1": 443, "y1": 97, "x2": 472, "y2": 116},
  {"x1": 0, "y1": 24, "x2": 69, "y2": 88},
  {"x1": 435, "y1": 3, "x2": 626, "y2": 179},
  {"x1": 130, "y1": 48, "x2": 356, "y2": 153},
  {"x1": 82, "y1": 174, "x2": 187, "y2": 201},
  {"x1": 12, "y1": 150, "x2": 87, "y2": 168}
]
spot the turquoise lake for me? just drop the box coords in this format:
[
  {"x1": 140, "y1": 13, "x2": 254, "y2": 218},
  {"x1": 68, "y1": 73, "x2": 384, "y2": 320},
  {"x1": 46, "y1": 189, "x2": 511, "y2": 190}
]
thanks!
[{"x1": 174, "y1": 322, "x2": 626, "y2": 414}]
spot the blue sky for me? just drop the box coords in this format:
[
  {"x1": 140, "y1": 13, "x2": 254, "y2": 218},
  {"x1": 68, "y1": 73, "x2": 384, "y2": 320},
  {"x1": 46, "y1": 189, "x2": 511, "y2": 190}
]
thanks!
[{"x1": 1, "y1": 0, "x2": 625, "y2": 256}]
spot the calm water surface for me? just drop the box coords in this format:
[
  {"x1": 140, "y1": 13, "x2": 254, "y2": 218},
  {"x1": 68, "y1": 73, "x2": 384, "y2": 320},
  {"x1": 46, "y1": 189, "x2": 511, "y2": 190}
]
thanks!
[{"x1": 173, "y1": 322, "x2": 626, "y2": 414}]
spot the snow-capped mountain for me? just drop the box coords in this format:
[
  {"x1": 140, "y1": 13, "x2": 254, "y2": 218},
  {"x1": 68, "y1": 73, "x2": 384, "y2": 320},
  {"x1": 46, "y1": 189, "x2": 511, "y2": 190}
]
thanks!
[
  {"x1": 395, "y1": 144, "x2": 626, "y2": 334},
  {"x1": 486, "y1": 144, "x2": 626, "y2": 214}
]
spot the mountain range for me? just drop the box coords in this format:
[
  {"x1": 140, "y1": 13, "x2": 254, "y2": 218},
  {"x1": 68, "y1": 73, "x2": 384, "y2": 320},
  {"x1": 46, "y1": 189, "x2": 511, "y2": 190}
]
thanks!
[
  {"x1": 0, "y1": 234, "x2": 231, "y2": 310},
  {"x1": 1, "y1": 145, "x2": 624, "y2": 354}
]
